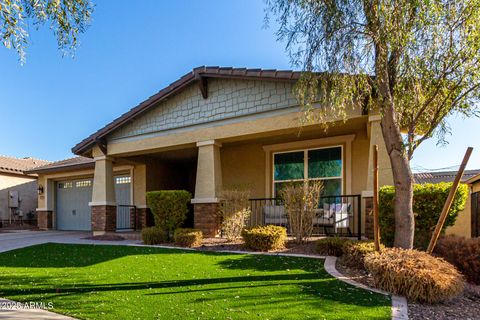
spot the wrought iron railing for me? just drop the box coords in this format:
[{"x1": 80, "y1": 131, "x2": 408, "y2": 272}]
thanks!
[
  {"x1": 249, "y1": 195, "x2": 362, "y2": 239},
  {"x1": 116, "y1": 205, "x2": 137, "y2": 230}
]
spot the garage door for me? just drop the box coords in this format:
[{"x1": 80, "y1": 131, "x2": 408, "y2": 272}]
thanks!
[{"x1": 56, "y1": 179, "x2": 93, "y2": 231}]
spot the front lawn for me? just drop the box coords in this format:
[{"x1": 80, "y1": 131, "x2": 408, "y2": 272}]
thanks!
[{"x1": 0, "y1": 243, "x2": 391, "y2": 319}]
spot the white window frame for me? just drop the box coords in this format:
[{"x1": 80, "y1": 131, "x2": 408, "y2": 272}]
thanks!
[{"x1": 271, "y1": 145, "x2": 344, "y2": 197}]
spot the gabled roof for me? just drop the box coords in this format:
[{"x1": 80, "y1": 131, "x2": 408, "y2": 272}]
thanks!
[
  {"x1": 25, "y1": 156, "x2": 94, "y2": 174},
  {"x1": 414, "y1": 169, "x2": 480, "y2": 184},
  {"x1": 0, "y1": 155, "x2": 51, "y2": 176},
  {"x1": 72, "y1": 66, "x2": 302, "y2": 155}
]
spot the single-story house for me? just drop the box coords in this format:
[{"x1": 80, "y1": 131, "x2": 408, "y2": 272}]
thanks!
[
  {"x1": 0, "y1": 156, "x2": 50, "y2": 227},
  {"x1": 414, "y1": 170, "x2": 480, "y2": 238},
  {"x1": 28, "y1": 66, "x2": 402, "y2": 237}
]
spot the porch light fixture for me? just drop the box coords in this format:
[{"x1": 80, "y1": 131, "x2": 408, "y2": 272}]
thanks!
[{"x1": 37, "y1": 185, "x2": 44, "y2": 195}]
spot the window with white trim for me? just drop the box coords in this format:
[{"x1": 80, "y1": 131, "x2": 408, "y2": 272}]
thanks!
[{"x1": 272, "y1": 146, "x2": 343, "y2": 198}]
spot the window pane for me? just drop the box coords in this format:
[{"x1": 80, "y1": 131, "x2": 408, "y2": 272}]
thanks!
[
  {"x1": 308, "y1": 147, "x2": 342, "y2": 178},
  {"x1": 320, "y1": 179, "x2": 342, "y2": 196},
  {"x1": 274, "y1": 181, "x2": 304, "y2": 199},
  {"x1": 274, "y1": 151, "x2": 304, "y2": 181}
]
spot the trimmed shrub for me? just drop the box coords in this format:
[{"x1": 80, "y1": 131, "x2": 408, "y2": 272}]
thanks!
[
  {"x1": 342, "y1": 241, "x2": 384, "y2": 269},
  {"x1": 174, "y1": 228, "x2": 203, "y2": 247},
  {"x1": 146, "y1": 190, "x2": 191, "y2": 239},
  {"x1": 241, "y1": 225, "x2": 287, "y2": 251},
  {"x1": 364, "y1": 248, "x2": 465, "y2": 303},
  {"x1": 219, "y1": 187, "x2": 251, "y2": 241},
  {"x1": 315, "y1": 237, "x2": 352, "y2": 256},
  {"x1": 434, "y1": 235, "x2": 480, "y2": 284},
  {"x1": 379, "y1": 183, "x2": 468, "y2": 249},
  {"x1": 141, "y1": 227, "x2": 167, "y2": 245},
  {"x1": 281, "y1": 181, "x2": 323, "y2": 243}
]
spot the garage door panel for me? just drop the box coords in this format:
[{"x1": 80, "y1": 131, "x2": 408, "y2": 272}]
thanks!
[{"x1": 56, "y1": 179, "x2": 92, "y2": 231}]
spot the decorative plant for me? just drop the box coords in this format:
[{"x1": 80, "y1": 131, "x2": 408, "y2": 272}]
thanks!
[
  {"x1": 281, "y1": 181, "x2": 323, "y2": 243},
  {"x1": 146, "y1": 190, "x2": 191, "y2": 240},
  {"x1": 219, "y1": 187, "x2": 251, "y2": 241}
]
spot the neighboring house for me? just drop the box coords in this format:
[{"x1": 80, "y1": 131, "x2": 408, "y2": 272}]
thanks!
[
  {"x1": 414, "y1": 169, "x2": 480, "y2": 238},
  {"x1": 28, "y1": 66, "x2": 399, "y2": 237},
  {"x1": 0, "y1": 156, "x2": 50, "y2": 227}
]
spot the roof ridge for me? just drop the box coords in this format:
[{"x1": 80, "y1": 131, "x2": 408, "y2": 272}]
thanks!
[{"x1": 0, "y1": 154, "x2": 51, "y2": 163}]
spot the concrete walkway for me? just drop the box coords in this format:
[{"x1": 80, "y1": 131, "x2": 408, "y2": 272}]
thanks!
[{"x1": 0, "y1": 230, "x2": 141, "y2": 319}]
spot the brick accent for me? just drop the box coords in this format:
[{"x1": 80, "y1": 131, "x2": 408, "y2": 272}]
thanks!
[
  {"x1": 91, "y1": 205, "x2": 116, "y2": 232},
  {"x1": 134, "y1": 207, "x2": 153, "y2": 230},
  {"x1": 37, "y1": 210, "x2": 53, "y2": 230},
  {"x1": 194, "y1": 203, "x2": 220, "y2": 237},
  {"x1": 364, "y1": 197, "x2": 374, "y2": 239}
]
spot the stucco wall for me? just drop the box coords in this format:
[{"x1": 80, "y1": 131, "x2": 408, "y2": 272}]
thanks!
[
  {"x1": 109, "y1": 79, "x2": 298, "y2": 141},
  {"x1": 0, "y1": 173, "x2": 38, "y2": 221},
  {"x1": 446, "y1": 192, "x2": 471, "y2": 238}
]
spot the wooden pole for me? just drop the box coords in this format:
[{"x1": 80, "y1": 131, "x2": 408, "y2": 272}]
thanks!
[
  {"x1": 373, "y1": 145, "x2": 381, "y2": 252},
  {"x1": 426, "y1": 147, "x2": 473, "y2": 254}
]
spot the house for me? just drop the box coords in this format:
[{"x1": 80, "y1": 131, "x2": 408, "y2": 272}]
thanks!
[
  {"x1": 28, "y1": 66, "x2": 397, "y2": 237},
  {"x1": 414, "y1": 169, "x2": 480, "y2": 238},
  {"x1": 0, "y1": 156, "x2": 50, "y2": 227}
]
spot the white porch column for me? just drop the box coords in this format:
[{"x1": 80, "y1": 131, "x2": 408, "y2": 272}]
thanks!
[
  {"x1": 90, "y1": 156, "x2": 116, "y2": 234},
  {"x1": 192, "y1": 140, "x2": 222, "y2": 237},
  {"x1": 192, "y1": 140, "x2": 223, "y2": 203}
]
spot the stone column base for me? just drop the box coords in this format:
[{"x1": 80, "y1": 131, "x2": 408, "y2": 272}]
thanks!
[
  {"x1": 91, "y1": 205, "x2": 116, "y2": 234},
  {"x1": 364, "y1": 197, "x2": 374, "y2": 239},
  {"x1": 37, "y1": 211, "x2": 53, "y2": 230},
  {"x1": 134, "y1": 207, "x2": 153, "y2": 230},
  {"x1": 193, "y1": 203, "x2": 220, "y2": 237}
]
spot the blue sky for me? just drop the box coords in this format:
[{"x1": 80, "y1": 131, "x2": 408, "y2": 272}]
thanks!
[{"x1": 0, "y1": 0, "x2": 478, "y2": 171}]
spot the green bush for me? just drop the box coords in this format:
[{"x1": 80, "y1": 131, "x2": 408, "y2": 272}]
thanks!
[
  {"x1": 365, "y1": 248, "x2": 465, "y2": 303},
  {"x1": 241, "y1": 225, "x2": 287, "y2": 251},
  {"x1": 315, "y1": 237, "x2": 352, "y2": 256},
  {"x1": 342, "y1": 241, "x2": 384, "y2": 269},
  {"x1": 174, "y1": 228, "x2": 203, "y2": 247},
  {"x1": 146, "y1": 190, "x2": 191, "y2": 239},
  {"x1": 379, "y1": 183, "x2": 468, "y2": 249},
  {"x1": 141, "y1": 227, "x2": 167, "y2": 245},
  {"x1": 434, "y1": 235, "x2": 480, "y2": 285}
]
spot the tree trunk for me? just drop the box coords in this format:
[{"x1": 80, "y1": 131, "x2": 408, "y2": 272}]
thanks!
[{"x1": 380, "y1": 105, "x2": 415, "y2": 249}]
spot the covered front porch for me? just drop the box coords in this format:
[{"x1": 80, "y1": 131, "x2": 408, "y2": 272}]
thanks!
[{"x1": 88, "y1": 115, "x2": 385, "y2": 239}]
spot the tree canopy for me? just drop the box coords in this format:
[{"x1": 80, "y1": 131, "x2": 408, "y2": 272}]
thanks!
[{"x1": 1, "y1": 0, "x2": 94, "y2": 63}]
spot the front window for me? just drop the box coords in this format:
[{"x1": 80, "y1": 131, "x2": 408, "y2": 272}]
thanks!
[{"x1": 273, "y1": 146, "x2": 343, "y2": 198}]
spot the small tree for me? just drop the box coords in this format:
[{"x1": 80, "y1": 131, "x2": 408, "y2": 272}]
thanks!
[
  {"x1": 281, "y1": 181, "x2": 323, "y2": 243},
  {"x1": 219, "y1": 187, "x2": 251, "y2": 241},
  {"x1": 1, "y1": 0, "x2": 94, "y2": 63},
  {"x1": 267, "y1": 0, "x2": 480, "y2": 248}
]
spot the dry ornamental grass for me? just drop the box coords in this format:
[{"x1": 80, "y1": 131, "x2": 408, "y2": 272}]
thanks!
[{"x1": 364, "y1": 248, "x2": 465, "y2": 303}]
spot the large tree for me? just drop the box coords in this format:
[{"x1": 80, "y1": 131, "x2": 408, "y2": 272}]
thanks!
[
  {"x1": 266, "y1": 0, "x2": 480, "y2": 248},
  {"x1": 1, "y1": 0, "x2": 93, "y2": 63}
]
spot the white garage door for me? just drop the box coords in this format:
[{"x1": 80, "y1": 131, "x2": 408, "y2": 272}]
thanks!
[
  {"x1": 56, "y1": 176, "x2": 132, "y2": 231},
  {"x1": 56, "y1": 179, "x2": 93, "y2": 231}
]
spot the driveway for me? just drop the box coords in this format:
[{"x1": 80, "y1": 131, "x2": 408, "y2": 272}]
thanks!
[{"x1": 0, "y1": 230, "x2": 141, "y2": 319}]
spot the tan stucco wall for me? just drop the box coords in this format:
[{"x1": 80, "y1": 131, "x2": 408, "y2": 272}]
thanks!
[
  {"x1": 446, "y1": 192, "x2": 471, "y2": 238},
  {"x1": 221, "y1": 142, "x2": 266, "y2": 198},
  {"x1": 0, "y1": 173, "x2": 38, "y2": 221}
]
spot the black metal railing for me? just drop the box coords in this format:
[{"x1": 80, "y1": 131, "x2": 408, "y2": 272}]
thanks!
[
  {"x1": 249, "y1": 195, "x2": 362, "y2": 239},
  {"x1": 116, "y1": 205, "x2": 137, "y2": 230}
]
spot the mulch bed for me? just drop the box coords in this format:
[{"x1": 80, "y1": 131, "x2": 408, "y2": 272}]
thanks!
[{"x1": 335, "y1": 256, "x2": 480, "y2": 320}]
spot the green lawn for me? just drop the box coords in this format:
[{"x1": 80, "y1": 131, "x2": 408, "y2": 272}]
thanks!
[{"x1": 0, "y1": 243, "x2": 391, "y2": 319}]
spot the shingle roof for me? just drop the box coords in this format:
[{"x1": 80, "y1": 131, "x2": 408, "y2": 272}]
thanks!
[
  {"x1": 71, "y1": 66, "x2": 303, "y2": 155},
  {"x1": 25, "y1": 156, "x2": 94, "y2": 174},
  {"x1": 414, "y1": 169, "x2": 480, "y2": 184},
  {"x1": 0, "y1": 156, "x2": 51, "y2": 175}
]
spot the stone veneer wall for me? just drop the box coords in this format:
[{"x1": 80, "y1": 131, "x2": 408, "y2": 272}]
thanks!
[
  {"x1": 37, "y1": 210, "x2": 53, "y2": 230},
  {"x1": 91, "y1": 205, "x2": 116, "y2": 232},
  {"x1": 109, "y1": 79, "x2": 298, "y2": 141},
  {"x1": 193, "y1": 203, "x2": 220, "y2": 238}
]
